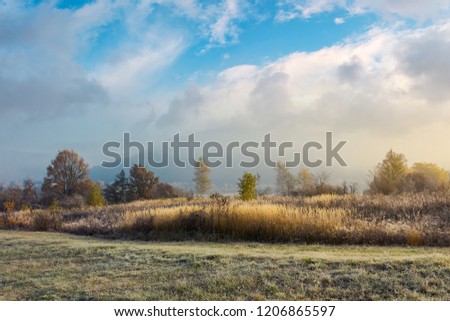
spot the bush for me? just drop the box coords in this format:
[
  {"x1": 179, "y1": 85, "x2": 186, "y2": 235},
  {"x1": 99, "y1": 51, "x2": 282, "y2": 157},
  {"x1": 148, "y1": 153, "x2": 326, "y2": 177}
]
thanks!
[
  {"x1": 33, "y1": 211, "x2": 62, "y2": 231},
  {"x1": 210, "y1": 193, "x2": 231, "y2": 207},
  {"x1": 59, "y1": 195, "x2": 85, "y2": 209},
  {"x1": 179, "y1": 210, "x2": 208, "y2": 233},
  {"x1": 406, "y1": 228, "x2": 423, "y2": 246},
  {"x1": 3, "y1": 200, "x2": 15, "y2": 213},
  {"x1": 32, "y1": 199, "x2": 63, "y2": 231}
]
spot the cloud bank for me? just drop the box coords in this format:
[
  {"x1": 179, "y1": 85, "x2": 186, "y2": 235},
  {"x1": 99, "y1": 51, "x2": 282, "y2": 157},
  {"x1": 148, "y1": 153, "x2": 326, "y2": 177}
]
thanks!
[{"x1": 155, "y1": 22, "x2": 450, "y2": 136}]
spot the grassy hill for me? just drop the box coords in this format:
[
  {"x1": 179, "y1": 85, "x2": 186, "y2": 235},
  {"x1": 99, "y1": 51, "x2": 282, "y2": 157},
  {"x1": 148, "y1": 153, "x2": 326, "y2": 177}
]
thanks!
[{"x1": 1, "y1": 230, "x2": 448, "y2": 300}]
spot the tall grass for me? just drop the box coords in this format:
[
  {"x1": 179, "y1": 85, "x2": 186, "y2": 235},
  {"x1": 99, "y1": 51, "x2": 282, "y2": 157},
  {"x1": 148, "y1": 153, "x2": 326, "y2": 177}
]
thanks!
[
  {"x1": 117, "y1": 203, "x2": 349, "y2": 242},
  {"x1": 1, "y1": 194, "x2": 449, "y2": 246}
]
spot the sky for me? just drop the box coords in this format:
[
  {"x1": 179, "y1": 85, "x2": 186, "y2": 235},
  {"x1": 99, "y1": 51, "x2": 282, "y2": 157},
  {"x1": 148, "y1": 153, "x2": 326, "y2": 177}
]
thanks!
[{"x1": 1, "y1": 0, "x2": 450, "y2": 190}]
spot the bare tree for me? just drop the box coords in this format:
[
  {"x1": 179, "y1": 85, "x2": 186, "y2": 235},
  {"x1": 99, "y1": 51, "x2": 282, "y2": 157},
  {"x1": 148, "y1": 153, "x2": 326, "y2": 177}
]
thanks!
[
  {"x1": 275, "y1": 162, "x2": 296, "y2": 195},
  {"x1": 314, "y1": 170, "x2": 331, "y2": 194},
  {"x1": 21, "y1": 178, "x2": 38, "y2": 208},
  {"x1": 349, "y1": 182, "x2": 358, "y2": 194},
  {"x1": 193, "y1": 156, "x2": 211, "y2": 195},
  {"x1": 297, "y1": 168, "x2": 315, "y2": 195},
  {"x1": 2, "y1": 184, "x2": 22, "y2": 210},
  {"x1": 255, "y1": 173, "x2": 271, "y2": 196}
]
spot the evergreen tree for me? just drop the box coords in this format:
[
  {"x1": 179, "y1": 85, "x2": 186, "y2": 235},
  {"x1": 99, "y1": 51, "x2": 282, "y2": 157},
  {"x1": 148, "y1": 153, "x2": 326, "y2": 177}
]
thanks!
[
  {"x1": 104, "y1": 170, "x2": 129, "y2": 204},
  {"x1": 238, "y1": 172, "x2": 257, "y2": 201}
]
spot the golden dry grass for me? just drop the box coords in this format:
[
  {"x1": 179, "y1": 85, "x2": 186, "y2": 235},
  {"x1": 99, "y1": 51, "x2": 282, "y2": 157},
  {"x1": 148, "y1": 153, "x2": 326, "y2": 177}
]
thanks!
[{"x1": 1, "y1": 193, "x2": 449, "y2": 246}]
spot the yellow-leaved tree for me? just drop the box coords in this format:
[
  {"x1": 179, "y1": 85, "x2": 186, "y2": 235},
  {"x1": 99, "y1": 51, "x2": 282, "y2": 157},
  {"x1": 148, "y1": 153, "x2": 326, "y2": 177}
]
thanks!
[
  {"x1": 369, "y1": 150, "x2": 408, "y2": 195},
  {"x1": 402, "y1": 162, "x2": 450, "y2": 192}
]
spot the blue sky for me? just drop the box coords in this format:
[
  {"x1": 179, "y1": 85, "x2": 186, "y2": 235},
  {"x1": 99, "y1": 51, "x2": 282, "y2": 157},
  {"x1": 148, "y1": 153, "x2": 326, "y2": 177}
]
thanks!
[{"x1": 1, "y1": 0, "x2": 450, "y2": 189}]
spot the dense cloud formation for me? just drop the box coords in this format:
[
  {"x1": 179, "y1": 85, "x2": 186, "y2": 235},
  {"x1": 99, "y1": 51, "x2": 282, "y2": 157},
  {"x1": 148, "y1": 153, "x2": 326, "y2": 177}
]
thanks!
[
  {"x1": 155, "y1": 23, "x2": 450, "y2": 137},
  {"x1": 0, "y1": 0, "x2": 254, "y2": 118},
  {"x1": 1, "y1": 0, "x2": 450, "y2": 186},
  {"x1": 0, "y1": 1, "x2": 109, "y2": 117}
]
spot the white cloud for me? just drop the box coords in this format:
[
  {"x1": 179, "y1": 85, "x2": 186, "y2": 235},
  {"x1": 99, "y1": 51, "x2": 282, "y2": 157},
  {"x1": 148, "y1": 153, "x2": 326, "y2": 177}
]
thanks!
[
  {"x1": 277, "y1": 0, "x2": 450, "y2": 21},
  {"x1": 354, "y1": 0, "x2": 450, "y2": 20},
  {"x1": 195, "y1": 0, "x2": 261, "y2": 49},
  {"x1": 149, "y1": 0, "x2": 257, "y2": 47},
  {"x1": 151, "y1": 22, "x2": 450, "y2": 175},
  {"x1": 276, "y1": 0, "x2": 346, "y2": 20},
  {"x1": 0, "y1": 1, "x2": 111, "y2": 117},
  {"x1": 0, "y1": 0, "x2": 259, "y2": 119},
  {"x1": 334, "y1": 17, "x2": 345, "y2": 24},
  {"x1": 94, "y1": 29, "x2": 186, "y2": 100},
  {"x1": 208, "y1": 0, "x2": 242, "y2": 45},
  {"x1": 0, "y1": 0, "x2": 192, "y2": 117},
  {"x1": 394, "y1": 23, "x2": 450, "y2": 103}
]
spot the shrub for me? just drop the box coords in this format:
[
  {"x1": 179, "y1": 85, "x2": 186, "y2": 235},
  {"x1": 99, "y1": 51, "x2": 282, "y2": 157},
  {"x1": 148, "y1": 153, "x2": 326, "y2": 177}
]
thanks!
[
  {"x1": 49, "y1": 198, "x2": 62, "y2": 212},
  {"x1": 33, "y1": 211, "x2": 62, "y2": 231},
  {"x1": 406, "y1": 228, "x2": 423, "y2": 246},
  {"x1": 210, "y1": 193, "x2": 231, "y2": 207},
  {"x1": 179, "y1": 209, "x2": 209, "y2": 233},
  {"x1": 3, "y1": 200, "x2": 15, "y2": 213},
  {"x1": 59, "y1": 195, "x2": 85, "y2": 209}
]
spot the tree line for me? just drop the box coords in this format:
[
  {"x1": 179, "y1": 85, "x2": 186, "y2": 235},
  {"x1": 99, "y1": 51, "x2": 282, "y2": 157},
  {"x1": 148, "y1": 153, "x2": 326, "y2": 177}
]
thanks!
[{"x1": 1, "y1": 148, "x2": 449, "y2": 212}]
